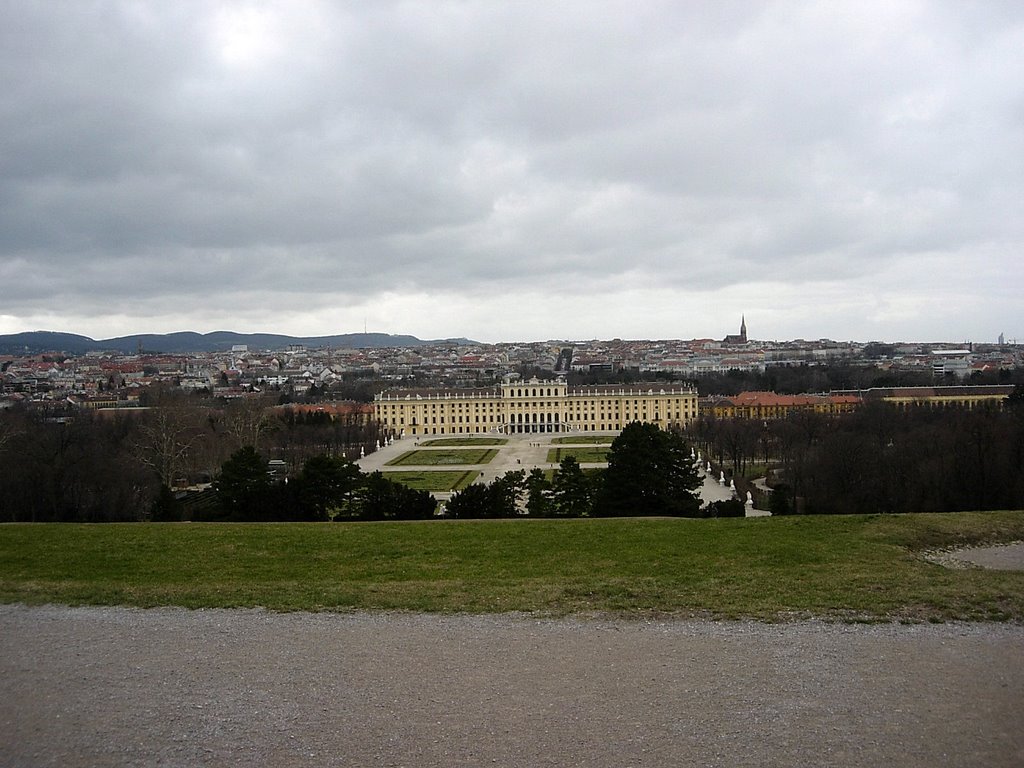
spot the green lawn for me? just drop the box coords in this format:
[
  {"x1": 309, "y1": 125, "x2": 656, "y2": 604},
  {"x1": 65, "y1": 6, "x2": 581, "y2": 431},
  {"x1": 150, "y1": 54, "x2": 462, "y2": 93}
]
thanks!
[
  {"x1": 546, "y1": 447, "x2": 610, "y2": 464},
  {"x1": 2, "y1": 512, "x2": 1023, "y2": 621},
  {"x1": 552, "y1": 436, "x2": 615, "y2": 445},
  {"x1": 420, "y1": 437, "x2": 508, "y2": 446},
  {"x1": 386, "y1": 448, "x2": 498, "y2": 466},
  {"x1": 383, "y1": 470, "x2": 479, "y2": 492}
]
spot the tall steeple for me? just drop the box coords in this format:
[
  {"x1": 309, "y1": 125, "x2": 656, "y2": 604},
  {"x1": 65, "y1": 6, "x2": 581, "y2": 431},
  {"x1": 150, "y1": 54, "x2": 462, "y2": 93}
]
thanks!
[{"x1": 740, "y1": 315, "x2": 747, "y2": 343}]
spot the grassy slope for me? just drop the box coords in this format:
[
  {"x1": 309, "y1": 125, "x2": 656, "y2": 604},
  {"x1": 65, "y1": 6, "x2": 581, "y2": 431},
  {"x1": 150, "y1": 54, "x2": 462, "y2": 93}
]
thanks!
[{"x1": 1, "y1": 512, "x2": 1023, "y2": 621}]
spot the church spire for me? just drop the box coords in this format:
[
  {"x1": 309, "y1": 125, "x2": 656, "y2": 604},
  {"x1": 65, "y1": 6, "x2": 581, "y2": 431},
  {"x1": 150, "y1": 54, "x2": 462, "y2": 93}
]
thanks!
[{"x1": 740, "y1": 315, "x2": 747, "y2": 343}]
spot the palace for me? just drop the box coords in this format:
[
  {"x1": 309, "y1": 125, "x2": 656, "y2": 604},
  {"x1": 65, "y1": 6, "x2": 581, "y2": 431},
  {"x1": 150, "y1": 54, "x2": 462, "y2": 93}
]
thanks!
[{"x1": 374, "y1": 378, "x2": 699, "y2": 436}]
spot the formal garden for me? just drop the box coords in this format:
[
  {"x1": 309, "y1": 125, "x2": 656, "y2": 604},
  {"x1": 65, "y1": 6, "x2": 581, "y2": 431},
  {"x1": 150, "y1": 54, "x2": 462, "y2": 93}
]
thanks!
[
  {"x1": 552, "y1": 436, "x2": 615, "y2": 445},
  {"x1": 419, "y1": 437, "x2": 508, "y2": 446},
  {"x1": 382, "y1": 470, "x2": 479, "y2": 492},
  {"x1": 546, "y1": 446, "x2": 610, "y2": 464},
  {"x1": 386, "y1": 448, "x2": 499, "y2": 466}
]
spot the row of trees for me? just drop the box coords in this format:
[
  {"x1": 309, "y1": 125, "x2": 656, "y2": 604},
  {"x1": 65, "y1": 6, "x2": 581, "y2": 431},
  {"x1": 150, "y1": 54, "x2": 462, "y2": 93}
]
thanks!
[
  {"x1": 187, "y1": 448, "x2": 435, "y2": 522},
  {"x1": 0, "y1": 396, "x2": 382, "y2": 522},
  {"x1": 689, "y1": 390, "x2": 1024, "y2": 515},
  {"x1": 444, "y1": 422, "x2": 710, "y2": 519},
  {"x1": 568, "y1": 362, "x2": 1024, "y2": 396}
]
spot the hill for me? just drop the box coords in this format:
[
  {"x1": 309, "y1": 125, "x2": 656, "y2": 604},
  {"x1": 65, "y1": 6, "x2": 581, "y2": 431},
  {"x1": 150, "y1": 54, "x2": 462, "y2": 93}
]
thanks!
[{"x1": 0, "y1": 330, "x2": 474, "y2": 355}]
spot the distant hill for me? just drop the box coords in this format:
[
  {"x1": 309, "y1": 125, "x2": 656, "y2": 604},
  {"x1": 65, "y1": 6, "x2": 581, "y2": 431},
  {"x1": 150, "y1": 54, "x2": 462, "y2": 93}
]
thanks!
[{"x1": 0, "y1": 330, "x2": 475, "y2": 355}]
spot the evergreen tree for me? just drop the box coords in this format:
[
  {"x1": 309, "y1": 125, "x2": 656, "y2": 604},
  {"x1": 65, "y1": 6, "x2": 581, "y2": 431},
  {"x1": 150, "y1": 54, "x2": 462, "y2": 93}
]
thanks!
[
  {"x1": 551, "y1": 455, "x2": 591, "y2": 517},
  {"x1": 525, "y1": 468, "x2": 552, "y2": 517},
  {"x1": 298, "y1": 454, "x2": 361, "y2": 520},
  {"x1": 596, "y1": 422, "x2": 701, "y2": 517},
  {"x1": 355, "y1": 471, "x2": 436, "y2": 520},
  {"x1": 215, "y1": 446, "x2": 271, "y2": 518}
]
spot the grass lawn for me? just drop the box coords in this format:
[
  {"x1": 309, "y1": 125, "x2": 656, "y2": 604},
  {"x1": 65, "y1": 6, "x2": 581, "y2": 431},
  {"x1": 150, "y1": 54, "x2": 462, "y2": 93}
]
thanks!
[
  {"x1": 2, "y1": 512, "x2": 1023, "y2": 621},
  {"x1": 420, "y1": 437, "x2": 508, "y2": 446},
  {"x1": 552, "y1": 436, "x2": 615, "y2": 445},
  {"x1": 546, "y1": 447, "x2": 610, "y2": 464},
  {"x1": 386, "y1": 448, "x2": 498, "y2": 466},
  {"x1": 383, "y1": 470, "x2": 479, "y2": 492}
]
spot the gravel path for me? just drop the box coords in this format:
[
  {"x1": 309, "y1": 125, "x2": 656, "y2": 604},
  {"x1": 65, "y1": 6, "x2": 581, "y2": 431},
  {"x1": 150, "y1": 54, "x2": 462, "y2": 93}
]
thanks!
[{"x1": 2, "y1": 605, "x2": 1022, "y2": 767}]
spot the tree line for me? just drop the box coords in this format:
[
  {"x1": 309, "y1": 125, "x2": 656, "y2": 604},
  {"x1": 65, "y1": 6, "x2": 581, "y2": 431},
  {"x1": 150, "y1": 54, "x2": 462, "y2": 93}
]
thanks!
[
  {"x1": 688, "y1": 388, "x2": 1024, "y2": 515},
  {"x1": 167, "y1": 448, "x2": 435, "y2": 522},
  {"x1": 570, "y1": 362, "x2": 1023, "y2": 396},
  {"x1": 0, "y1": 394, "x2": 383, "y2": 522}
]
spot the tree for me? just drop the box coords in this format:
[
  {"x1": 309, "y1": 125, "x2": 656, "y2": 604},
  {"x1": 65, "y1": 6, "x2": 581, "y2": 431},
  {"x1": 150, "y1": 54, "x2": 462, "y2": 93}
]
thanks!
[
  {"x1": 525, "y1": 468, "x2": 552, "y2": 517},
  {"x1": 489, "y1": 470, "x2": 526, "y2": 518},
  {"x1": 704, "y1": 498, "x2": 745, "y2": 518},
  {"x1": 596, "y1": 422, "x2": 701, "y2": 517},
  {"x1": 446, "y1": 471, "x2": 526, "y2": 519},
  {"x1": 298, "y1": 454, "x2": 361, "y2": 520},
  {"x1": 354, "y1": 471, "x2": 435, "y2": 520},
  {"x1": 151, "y1": 483, "x2": 183, "y2": 522},
  {"x1": 220, "y1": 397, "x2": 278, "y2": 452},
  {"x1": 551, "y1": 455, "x2": 591, "y2": 517},
  {"x1": 134, "y1": 404, "x2": 207, "y2": 488},
  {"x1": 1007, "y1": 383, "x2": 1024, "y2": 409},
  {"x1": 445, "y1": 483, "x2": 491, "y2": 519},
  {"x1": 769, "y1": 483, "x2": 793, "y2": 516},
  {"x1": 216, "y1": 446, "x2": 271, "y2": 518}
]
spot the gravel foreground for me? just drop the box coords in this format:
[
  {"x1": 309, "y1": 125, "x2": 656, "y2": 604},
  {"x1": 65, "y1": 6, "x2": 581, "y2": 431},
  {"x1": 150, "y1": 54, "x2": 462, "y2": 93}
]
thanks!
[{"x1": 1, "y1": 605, "x2": 1022, "y2": 768}]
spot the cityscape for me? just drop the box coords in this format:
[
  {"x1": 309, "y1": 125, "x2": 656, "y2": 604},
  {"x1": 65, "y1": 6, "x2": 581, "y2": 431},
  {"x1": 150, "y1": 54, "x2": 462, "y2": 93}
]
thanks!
[{"x1": 3, "y1": 321, "x2": 1021, "y2": 413}]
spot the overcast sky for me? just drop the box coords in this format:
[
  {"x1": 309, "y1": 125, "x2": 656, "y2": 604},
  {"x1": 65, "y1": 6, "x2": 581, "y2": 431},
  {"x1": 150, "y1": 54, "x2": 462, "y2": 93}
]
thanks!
[{"x1": 1, "y1": 1, "x2": 1021, "y2": 344}]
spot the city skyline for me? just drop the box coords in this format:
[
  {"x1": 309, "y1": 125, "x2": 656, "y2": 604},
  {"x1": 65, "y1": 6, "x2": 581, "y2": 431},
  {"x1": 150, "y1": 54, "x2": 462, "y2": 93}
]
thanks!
[
  {"x1": 1, "y1": 2, "x2": 1021, "y2": 344},
  {"x1": 0, "y1": 321, "x2": 1019, "y2": 351}
]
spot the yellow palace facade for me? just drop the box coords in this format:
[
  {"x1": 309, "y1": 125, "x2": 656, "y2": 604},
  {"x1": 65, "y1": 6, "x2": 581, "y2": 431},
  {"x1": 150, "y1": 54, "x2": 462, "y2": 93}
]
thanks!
[{"x1": 374, "y1": 378, "x2": 699, "y2": 436}]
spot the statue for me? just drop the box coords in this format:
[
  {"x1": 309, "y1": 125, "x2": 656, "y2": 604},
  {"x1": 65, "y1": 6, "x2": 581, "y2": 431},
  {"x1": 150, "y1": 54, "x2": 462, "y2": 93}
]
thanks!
[
  {"x1": 719, "y1": 471, "x2": 726, "y2": 485},
  {"x1": 359, "y1": 446, "x2": 365, "y2": 458},
  {"x1": 745, "y1": 491, "x2": 753, "y2": 507},
  {"x1": 729, "y1": 478, "x2": 736, "y2": 491}
]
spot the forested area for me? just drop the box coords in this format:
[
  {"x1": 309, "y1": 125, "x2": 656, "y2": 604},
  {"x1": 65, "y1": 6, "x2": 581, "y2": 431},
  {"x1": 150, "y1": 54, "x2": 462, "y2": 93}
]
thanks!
[
  {"x1": 0, "y1": 395, "x2": 393, "y2": 522},
  {"x1": 689, "y1": 389, "x2": 1024, "y2": 515}
]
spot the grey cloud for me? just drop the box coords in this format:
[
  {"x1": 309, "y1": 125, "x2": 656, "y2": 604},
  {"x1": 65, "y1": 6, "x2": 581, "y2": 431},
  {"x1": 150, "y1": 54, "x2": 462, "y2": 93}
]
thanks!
[{"x1": 1, "y1": 1, "x2": 1021, "y2": 340}]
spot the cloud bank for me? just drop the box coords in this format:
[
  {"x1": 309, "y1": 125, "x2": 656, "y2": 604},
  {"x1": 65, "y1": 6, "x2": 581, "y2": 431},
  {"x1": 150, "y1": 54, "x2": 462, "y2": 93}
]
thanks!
[{"x1": 1, "y1": 1, "x2": 1021, "y2": 343}]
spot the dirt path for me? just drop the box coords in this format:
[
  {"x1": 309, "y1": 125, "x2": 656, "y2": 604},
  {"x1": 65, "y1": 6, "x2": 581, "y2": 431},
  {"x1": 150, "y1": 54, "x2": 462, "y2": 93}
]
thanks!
[{"x1": 1, "y1": 605, "x2": 1022, "y2": 767}]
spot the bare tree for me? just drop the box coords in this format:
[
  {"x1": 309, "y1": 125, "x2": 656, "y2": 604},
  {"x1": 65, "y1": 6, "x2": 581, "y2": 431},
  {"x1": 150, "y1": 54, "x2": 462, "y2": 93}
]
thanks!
[
  {"x1": 220, "y1": 396, "x2": 278, "y2": 452},
  {"x1": 0, "y1": 414, "x2": 22, "y2": 454},
  {"x1": 135, "y1": 406, "x2": 207, "y2": 488}
]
